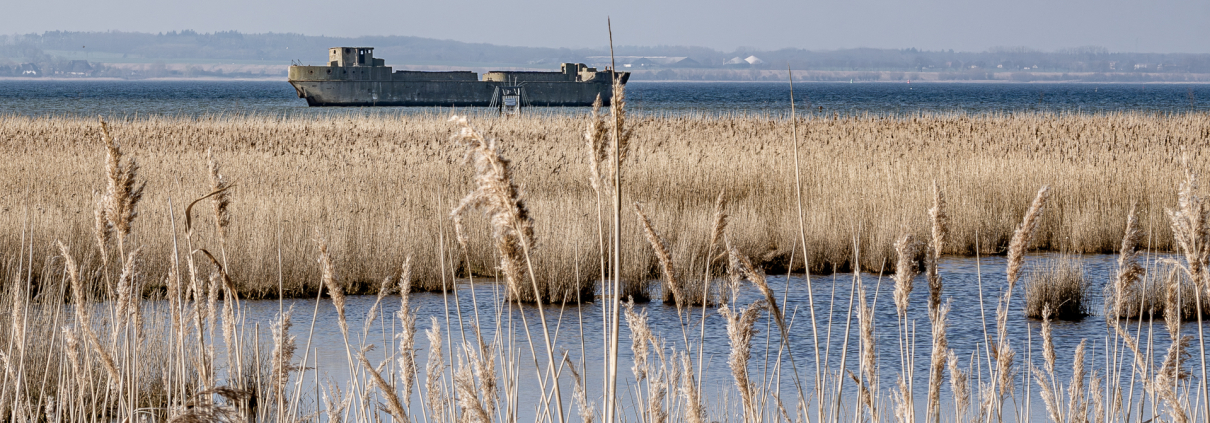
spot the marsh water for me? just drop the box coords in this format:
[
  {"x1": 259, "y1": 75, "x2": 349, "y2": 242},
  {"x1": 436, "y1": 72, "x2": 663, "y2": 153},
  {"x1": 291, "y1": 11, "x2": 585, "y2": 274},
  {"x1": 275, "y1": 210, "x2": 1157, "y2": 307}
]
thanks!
[
  {"x1": 0, "y1": 80, "x2": 1208, "y2": 117},
  {"x1": 217, "y1": 253, "x2": 1205, "y2": 421}
]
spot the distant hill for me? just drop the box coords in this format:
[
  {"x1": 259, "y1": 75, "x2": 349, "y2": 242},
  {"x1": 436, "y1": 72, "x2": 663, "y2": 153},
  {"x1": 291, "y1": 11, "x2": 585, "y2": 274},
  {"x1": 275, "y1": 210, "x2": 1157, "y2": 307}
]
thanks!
[
  {"x1": 3, "y1": 31, "x2": 1210, "y2": 80},
  {"x1": 0, "y1": 31, "x2": 599, "y2": 68}
]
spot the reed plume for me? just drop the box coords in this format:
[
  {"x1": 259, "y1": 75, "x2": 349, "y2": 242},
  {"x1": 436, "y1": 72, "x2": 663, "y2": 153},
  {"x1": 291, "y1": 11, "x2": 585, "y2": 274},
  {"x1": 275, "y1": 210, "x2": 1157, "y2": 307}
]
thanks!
[
  {"x1": 947, "y1": 349, "x2": 970, "y2": 420},
  {"x1": 1153, "y1": 335, "x2": 1193, "y2": 423},
  {"x1": 647, "y1": 366, "x2": 668, "y2": 423},
  {"x1": 1089, "y1": 371, "x2": 1105, "y2": 423},
  {"x1": 624, "y1": 299, "x2": 653, "y2": 384},
  {"x1": 584, "y1": 94, "x2": 609, "y2": 195},
  {"x1": 269, "y1": 306, "x2": 296, "y2": 399},
  {"x1": 396, "y1": 257, "x2": 417, "y2": 408},
  {"x1": 206, "y1": 148, "x2": 232, "y2": 262},
  {"x1": 454, "y1": 352, "x2": 491, "y2": 423},
  {"x1": 607, "y1": 77, "x2": 632, "y2": 175},
  {"x1": 318, "y1": 236, "x2": 347, "y2": 336},
  {"x1": 1160, "y1": 163, "x2": 1210, "y2": 423},
  {"x1": 925, "y1": 302, "x2": 949, "y2": 423},
  {"x1": 448, "y1": 115, "x2": 538, "y2": 301},
  {"x1": 322, "y1": 382, "x2": 351, "y2": 423},
  {"x1": 924, "y1": 184, "x2": 949, "y2": 423},
  {"x1": 894, "y1": 377, "x2": 913, "y2": 423},
  {"x1": 1112, "y1": 204, "x2": 1144, "y2": 318},
  {"x1": 892, "y1": 233, "x2": 921, "y2": 317},
  {"x1": 1066, "y1": 340, "x2": 1087, "y2": 423},
  {"x1": 466, "y1": 336, "x2": 498, "y2": 417},
  {"x1": 1032, "y1": 362, "x2": 1061, "y2": 423},
  {"x1": 720, "y1": 300, "x2": 765, "y2": 421},
  {"x1": 890, "y1": 234, "x2": 921, "y2": 423},
  {"x1": 856, "y1": 278, "x2": 880, "y2": 422},
  {"x1": 424, "y1": 317, "x2": 445, "y2": 421},
  {"x1": 927, "y1": 182, "x2": 947, "y2": 314},
  {"x1": 992, "y1": 301, "x2": 1016, "y2": 414},
  {"x1": 362, "y1": 276, "x2": 393, "y2": 336},
  {"x1": 1167, "y1": 165, "x2": 1209, "y2": 286},
  {"x1": 1165, "y1": 268, "x2": 1183, "y2": 335},
  {"x1": 99, "y1": 119, "x2": 145, "y2": 259},
  {"x1": 989, "y1": 185, "x2": 1050, "y2": 419},
  {"x1": 449, "y1": 114, "x2": 566, "y2": 420},
  {"x1": 1006, "y1": 185, "x2": 1051, "y2": 289},
  {"x1": 357, "y1": 346, "x2": 408, "y2": 422},
  {"x1": 728, "y1": 243, "x2": 786, "y2": 334},
  {"x1": 679, "y1": 353, "x2": 705, "y2": 423},
  {"x1": 1028, "y1": 313, "x2": 1074, "y2": 423}
]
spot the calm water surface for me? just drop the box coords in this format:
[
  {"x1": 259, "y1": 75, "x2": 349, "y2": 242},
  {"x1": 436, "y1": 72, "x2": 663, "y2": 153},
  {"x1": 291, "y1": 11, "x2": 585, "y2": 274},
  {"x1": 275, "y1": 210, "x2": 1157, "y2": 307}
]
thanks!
[
  {"x1": 216, "y1": 253, "x2": 1205, "y2": 421},
  {"x1": 1, "y1": 80, "x2": 1208, "y2": 117}
]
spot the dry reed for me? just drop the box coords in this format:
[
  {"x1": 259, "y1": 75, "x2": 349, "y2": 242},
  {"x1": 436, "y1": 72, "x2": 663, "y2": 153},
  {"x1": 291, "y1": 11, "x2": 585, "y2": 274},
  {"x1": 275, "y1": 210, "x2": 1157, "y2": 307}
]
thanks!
[
  {"x1": 1023, "y1": 257, "x2": 1091, "y2": 320},
  {"x1": 3, "y1": 97, "x2": 1210, "y2": 423},
  {"x1": 4, "y1": 113, "x2": 1209, "y2": 299},
  {"x1": 720, "y1": 299, "x2": 764, "y2": 422}
]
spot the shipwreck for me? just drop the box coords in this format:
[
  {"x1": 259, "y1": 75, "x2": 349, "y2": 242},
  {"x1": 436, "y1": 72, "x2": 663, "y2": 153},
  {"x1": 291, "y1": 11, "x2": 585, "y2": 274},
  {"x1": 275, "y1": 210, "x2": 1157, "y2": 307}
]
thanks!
[{"x1": 288, "y1": 47, "x2": 629, "y2": 108}]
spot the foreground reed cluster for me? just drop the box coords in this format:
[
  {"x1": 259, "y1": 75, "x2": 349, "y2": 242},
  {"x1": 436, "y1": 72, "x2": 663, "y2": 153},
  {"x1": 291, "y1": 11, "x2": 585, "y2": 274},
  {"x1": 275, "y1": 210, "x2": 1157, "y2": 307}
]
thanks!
[{"x1": 0, "y1": 81, "x2": 1209, "y2": 423}]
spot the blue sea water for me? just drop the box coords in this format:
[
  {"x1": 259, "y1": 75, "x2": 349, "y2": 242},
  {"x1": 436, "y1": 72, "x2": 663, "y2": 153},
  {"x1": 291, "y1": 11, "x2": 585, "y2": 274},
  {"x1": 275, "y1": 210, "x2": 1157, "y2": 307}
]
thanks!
[{"x1": 0, "y1": 79, "x2": 1207, "y2": 118}]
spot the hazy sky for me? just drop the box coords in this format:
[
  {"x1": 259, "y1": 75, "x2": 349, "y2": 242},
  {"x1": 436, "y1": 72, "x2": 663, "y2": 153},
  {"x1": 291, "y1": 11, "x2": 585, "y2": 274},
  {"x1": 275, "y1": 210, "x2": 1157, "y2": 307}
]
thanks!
[{"x1": 5, "y1": 0, "x2": 1208, "y2": 53}]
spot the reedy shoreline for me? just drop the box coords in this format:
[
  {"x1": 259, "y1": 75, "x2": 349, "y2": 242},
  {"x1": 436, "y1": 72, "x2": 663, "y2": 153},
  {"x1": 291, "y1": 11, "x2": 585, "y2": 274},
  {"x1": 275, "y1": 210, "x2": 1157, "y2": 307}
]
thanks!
[{"x1": 1, "y1": 112, "x2": 1207, "y2": 299}]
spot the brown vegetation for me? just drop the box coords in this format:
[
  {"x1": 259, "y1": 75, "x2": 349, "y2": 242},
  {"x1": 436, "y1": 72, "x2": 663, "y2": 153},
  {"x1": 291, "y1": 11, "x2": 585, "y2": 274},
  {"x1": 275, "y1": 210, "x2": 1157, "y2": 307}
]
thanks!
[
  {"x1": 1, "y1": 98, "x2": 1209, "y2": 422},
  {"x1": 1, "y1": 112, "x2": 1208, "y2": 299},
  {"x1": 1023, "y1": 257, "x2": 1091, "y2": 320}
]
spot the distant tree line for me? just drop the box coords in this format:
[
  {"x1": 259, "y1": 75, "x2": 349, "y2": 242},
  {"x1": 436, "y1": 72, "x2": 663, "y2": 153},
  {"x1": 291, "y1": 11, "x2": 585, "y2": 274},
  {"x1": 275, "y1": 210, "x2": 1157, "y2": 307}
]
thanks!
[{"x1": 3, "y1": 31, "x2": 1210, "y2": 77}]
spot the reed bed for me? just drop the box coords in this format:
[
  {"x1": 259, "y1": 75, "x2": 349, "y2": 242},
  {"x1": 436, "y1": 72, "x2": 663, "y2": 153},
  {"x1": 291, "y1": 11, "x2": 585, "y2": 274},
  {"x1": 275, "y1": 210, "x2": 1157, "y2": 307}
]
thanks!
[
  {"x1": 1, "y1": 86, "x2": 1210, "y2": 423},
  {"x1": 1, "y1": 112, "x2": 1209, "y2": 300}
]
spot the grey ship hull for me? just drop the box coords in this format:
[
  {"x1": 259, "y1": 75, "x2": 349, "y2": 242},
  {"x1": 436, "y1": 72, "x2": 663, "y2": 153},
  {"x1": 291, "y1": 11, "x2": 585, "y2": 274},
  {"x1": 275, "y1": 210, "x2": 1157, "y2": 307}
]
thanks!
[
  {"x1": 289, "y1": 79, "x2": 623, "y2": 107},
  {"x1": 288, "y1": 53, "x2": 628, "y2": 107}
]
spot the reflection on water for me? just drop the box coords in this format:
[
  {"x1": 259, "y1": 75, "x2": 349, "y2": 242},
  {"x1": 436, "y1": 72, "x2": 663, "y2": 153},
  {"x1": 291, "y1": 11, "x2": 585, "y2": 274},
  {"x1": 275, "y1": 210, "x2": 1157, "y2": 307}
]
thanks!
[
  {"x1": 1, "y1": 80, "x2": 1207, "y2": 118},
  {"x1": 216, "y1": 253, "x2": 1206, "y2": 421}
]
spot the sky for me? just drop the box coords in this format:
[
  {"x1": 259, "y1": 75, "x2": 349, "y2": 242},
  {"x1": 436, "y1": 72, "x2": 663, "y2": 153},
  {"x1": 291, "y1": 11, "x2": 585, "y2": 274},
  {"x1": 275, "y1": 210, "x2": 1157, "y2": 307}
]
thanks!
[{"x1": 5, "y1": 0, "x2": 1209, "y2": 53}]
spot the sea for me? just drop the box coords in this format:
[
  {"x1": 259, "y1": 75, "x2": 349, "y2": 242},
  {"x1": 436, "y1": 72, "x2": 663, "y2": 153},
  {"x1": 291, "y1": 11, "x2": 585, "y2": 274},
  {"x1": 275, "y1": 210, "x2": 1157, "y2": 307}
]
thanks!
[{"x1": 0, "y1": 79, "x2": 1208, "y2": 117}]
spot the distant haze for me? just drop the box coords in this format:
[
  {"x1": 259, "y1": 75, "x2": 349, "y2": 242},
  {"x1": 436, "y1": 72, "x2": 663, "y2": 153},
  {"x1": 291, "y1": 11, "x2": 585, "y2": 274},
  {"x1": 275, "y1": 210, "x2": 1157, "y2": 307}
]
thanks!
[{"x1": 3, "y1": 0, "x2": 1208, "y2": 54}]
